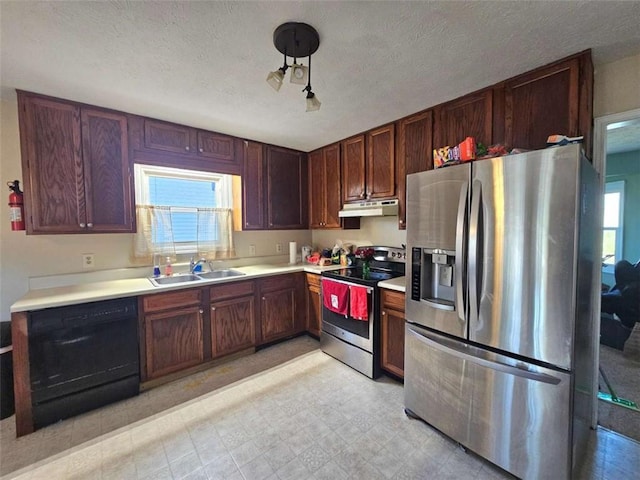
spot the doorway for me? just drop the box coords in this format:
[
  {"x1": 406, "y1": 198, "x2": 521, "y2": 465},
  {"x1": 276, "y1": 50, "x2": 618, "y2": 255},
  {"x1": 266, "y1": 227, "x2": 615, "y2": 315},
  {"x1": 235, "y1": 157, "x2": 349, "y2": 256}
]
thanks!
[{"x1": 593, "y1": 108, "x2": 640, "y2": 440}]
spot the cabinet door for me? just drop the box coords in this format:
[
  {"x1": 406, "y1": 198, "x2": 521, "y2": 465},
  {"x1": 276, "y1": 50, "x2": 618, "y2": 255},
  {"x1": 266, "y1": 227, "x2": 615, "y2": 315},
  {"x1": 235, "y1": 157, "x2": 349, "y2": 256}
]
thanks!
[
  {"x1": 260, "y1": 288, "x2": 296, "y2": 343},
  {"x1": 211, "y1": 296, "x2": 255, "y2": 358},
  {"x1": 242, "y1": 140, "x2": 265, "y2": 230},
  {"x1": 306, "y1": 284, "x2": 321, "y2": 338},
  {"x1": 381, "y1": 306, "x2": 405, "y2": 378},
  {"x1": 396, "y1": 111, "x2": 433, "y2": 230},
  {"x1": 81, "y1": 108, "x2": 134, "y2": 232},
  {"x1": 323, "y1": 143, "x2": 342, "y2": 228},
  {"x1": 18, "y1": 93, "x2": 84, "y2": 234},
  {"x1": 196, "y1": 130, "x2": 235, "y2": 163},
  {"x1": 143, "y1": 119, "x2": 192, "y2": 154},
  {"x1": 505, "y1": 58, "x2": 579, "y2": 151},
  {"x1": 435, "y1": 90, "x2": 493, "y2": 150},
  {"x1": 308, "y1": 149, "x2": 325, "y2": 228},
  {"x1": 341, "y1": 135, "x2": 366, "y2": 203},
  {"x1": 145, "y1": 306, "x2": 204, "y2": 380},
  {"x1": 266, "y1": 146, "x2": 308, "y2": 229},
  {"x1": 367, "y1": 124, "x2": 395, "y2": 200}
]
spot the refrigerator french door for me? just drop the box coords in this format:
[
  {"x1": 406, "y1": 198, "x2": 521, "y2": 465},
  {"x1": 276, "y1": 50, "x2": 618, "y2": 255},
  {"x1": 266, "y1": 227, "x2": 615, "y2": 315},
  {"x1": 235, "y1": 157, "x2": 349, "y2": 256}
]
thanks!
[{"x1": 404, "y1": 144, "x2": 599, "y2": 480}]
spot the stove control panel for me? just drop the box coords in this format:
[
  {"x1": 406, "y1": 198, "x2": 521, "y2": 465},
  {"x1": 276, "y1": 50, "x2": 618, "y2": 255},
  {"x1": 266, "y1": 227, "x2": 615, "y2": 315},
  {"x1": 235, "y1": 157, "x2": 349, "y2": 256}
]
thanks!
[{"x1": 368, "y1": 246, "x2": 406, "y2": 263}]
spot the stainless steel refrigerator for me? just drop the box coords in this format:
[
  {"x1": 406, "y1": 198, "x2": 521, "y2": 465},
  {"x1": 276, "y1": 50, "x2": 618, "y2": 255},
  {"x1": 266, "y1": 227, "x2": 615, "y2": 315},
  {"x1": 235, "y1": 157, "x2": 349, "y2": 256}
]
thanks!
[{"x1": 404, "y1": 144, "x2": 599, "y2": 480}]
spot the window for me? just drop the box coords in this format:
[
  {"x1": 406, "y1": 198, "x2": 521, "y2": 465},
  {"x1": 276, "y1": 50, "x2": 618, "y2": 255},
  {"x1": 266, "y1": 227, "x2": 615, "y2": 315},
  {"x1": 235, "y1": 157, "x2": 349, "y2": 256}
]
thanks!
[
  {"x1": 133, "y1": 164, "x2": 235, "y2": 259},
  {"x1": 602, "y1": 180, "x2": 624, "y2": 274}
]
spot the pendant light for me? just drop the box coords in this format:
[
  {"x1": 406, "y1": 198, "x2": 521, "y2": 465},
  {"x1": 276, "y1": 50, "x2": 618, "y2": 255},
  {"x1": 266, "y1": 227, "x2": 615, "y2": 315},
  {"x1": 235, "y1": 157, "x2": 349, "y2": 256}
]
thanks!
[{"x1": 266, "y1": 22, "x2": 321, "y2": 111}]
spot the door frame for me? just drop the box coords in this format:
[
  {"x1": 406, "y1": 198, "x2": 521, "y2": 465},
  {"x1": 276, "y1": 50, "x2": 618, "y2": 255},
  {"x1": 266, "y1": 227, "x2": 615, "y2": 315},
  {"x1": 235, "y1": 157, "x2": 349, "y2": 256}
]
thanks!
[{"x1": 591, "y1": 107, "x2": 640, "y2": 428}]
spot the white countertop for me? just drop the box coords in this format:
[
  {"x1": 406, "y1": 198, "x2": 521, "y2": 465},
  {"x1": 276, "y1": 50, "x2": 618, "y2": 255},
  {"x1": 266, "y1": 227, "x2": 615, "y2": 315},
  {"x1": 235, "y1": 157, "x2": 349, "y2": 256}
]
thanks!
[
  {"x1": 11, "y1": 263, "x2": 344, "y2": 313},
  {"x1": 378, "y1": 276, "x2": 406, "y2": 293}
]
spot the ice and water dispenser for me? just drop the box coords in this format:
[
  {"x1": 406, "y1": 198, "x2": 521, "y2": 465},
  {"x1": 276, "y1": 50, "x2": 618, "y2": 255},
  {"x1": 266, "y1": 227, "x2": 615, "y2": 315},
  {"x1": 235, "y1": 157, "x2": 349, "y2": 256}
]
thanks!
[{"x1": 411, "y1": 247, "x2": 456, "y2": 310}]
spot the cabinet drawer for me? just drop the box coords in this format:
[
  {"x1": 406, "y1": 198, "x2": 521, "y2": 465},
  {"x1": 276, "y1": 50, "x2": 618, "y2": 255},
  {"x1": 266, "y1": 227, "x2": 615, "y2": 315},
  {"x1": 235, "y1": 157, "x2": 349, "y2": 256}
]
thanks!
[
  {"x1": 306, "y1": 273, "x2": 321, "y2": 288},
  {"x1": 210, "y1": 280, "x2": 254, "y2": 301},
  {"x1": 259, "y1": 273, "x2": 297, "y2": 293},
  {"x1": 382, "y1": 289, "x2": 405, "y2": 312},
  {"x1": 143, "y1": 288, "x2": 202, "y2": 312}
]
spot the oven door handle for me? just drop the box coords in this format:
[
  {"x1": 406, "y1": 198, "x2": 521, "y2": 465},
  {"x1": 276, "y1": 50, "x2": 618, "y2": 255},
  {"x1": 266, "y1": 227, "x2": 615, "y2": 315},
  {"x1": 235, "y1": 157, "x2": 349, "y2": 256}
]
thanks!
[{"x1": 321, "y1": 277, "x2": 373, "y2": 292}]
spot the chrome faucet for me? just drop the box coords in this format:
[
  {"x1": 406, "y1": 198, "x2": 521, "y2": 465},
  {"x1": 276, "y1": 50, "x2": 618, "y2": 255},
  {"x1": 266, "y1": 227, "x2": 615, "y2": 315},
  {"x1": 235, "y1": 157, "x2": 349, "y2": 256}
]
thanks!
[{"x1": 189, "y1": 257, "x2": 208, "y2": 273}]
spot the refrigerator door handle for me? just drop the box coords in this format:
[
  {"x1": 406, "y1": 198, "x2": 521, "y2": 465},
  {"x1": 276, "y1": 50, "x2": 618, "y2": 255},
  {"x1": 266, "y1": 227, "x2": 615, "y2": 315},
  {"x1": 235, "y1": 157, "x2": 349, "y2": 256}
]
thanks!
[
  {"x1": 407, "y1": 327, "x2": 562, "y2": 385},
  {"x1": 455, "y1": 181, "x2": 468, "y2": 323},
  {"x1": 468, "y1": 180, "x2": 482, "y2": 328},
  {"x1": 424, "y1": 299, "x2": 455, "y2": 311}
]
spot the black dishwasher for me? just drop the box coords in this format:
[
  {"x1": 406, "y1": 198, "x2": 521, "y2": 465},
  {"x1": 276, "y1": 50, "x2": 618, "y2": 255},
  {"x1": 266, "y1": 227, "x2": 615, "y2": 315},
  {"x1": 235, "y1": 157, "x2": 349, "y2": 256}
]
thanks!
[{"x1": 29, "y1": 297, "x2": 139, "y2": 428}]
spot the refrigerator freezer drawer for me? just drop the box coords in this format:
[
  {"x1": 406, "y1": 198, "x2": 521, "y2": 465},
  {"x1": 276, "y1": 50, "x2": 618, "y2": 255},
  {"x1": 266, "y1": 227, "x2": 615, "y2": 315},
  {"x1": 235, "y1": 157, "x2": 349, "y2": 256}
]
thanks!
[{"x1": 404, "y1": 324, "x2": 572, "y2": 480}]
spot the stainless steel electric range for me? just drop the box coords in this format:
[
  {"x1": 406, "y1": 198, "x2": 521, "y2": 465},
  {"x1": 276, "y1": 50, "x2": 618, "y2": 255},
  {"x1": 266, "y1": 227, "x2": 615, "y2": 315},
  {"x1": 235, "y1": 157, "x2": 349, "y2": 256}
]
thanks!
[{"x1": 320, "y1": 246, "x2": 406, "y2": 378}]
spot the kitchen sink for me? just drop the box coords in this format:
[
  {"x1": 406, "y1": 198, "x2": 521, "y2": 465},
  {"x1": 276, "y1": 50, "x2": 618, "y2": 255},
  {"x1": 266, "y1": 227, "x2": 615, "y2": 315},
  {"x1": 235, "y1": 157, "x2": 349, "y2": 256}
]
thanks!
[
  {"x1": 149, "y1": 274, "x2": 203, "y2": 287},
  {"x1": 197, "y1": 269, "x2": 245, "y2": 279}
]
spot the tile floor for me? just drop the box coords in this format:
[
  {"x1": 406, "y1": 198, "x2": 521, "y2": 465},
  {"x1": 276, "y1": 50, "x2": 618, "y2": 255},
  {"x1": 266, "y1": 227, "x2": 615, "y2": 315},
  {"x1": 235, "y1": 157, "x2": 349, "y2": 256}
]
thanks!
[{"x1": 1, "y1": 337, "x2": 639, "y2": 480}]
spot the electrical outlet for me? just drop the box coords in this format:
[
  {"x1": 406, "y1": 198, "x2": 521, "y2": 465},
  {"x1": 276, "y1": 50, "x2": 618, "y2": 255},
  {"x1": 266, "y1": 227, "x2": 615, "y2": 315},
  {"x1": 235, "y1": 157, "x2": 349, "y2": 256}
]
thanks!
[
  {"x1": 82, "y1": 254, "x2": 95, "y2": 269},
  {"x1": 249, "y1": 244, "x2": 256, "y2": 256},
  {"x1": 276, "y1": 243, "x2": 283, "y2": 254}
]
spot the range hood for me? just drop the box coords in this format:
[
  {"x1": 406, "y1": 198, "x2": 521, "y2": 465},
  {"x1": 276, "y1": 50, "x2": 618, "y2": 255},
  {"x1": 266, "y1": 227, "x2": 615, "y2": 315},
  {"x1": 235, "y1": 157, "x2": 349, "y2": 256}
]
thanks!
[{"x1": 338, "y1": 199, "x2": 399, "y2": 218}]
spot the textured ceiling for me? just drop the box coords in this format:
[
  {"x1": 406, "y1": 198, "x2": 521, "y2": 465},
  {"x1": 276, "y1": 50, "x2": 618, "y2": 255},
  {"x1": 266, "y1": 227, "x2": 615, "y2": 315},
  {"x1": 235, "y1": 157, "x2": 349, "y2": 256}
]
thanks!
[{"x1": 2, "y1": 1, "x2": 640, "y2": 152}]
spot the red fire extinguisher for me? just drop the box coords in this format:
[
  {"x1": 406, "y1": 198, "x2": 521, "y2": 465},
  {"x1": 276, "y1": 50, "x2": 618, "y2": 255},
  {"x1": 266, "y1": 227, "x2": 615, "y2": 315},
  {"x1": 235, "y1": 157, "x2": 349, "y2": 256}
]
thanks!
[{"x1": 7, "y1": 180, "x2": 25, "y2": 231}]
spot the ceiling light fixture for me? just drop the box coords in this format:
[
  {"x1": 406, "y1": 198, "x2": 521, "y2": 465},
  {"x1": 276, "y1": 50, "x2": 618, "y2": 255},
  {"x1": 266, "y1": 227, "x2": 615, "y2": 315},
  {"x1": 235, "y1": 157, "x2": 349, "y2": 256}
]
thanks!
[{"x1": 266, "y1": 22, "x2": 320, "y2": 111}]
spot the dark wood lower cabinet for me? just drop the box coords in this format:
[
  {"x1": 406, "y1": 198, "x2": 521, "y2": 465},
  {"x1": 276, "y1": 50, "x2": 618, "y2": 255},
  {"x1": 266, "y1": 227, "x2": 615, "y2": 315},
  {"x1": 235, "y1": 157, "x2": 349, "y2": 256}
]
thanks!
[
  {"x1": 381, "y1": 289, "x2": 406, "y2": 379},
  {"x1": 144, "y1": 306, "x2": 204, "y2": 380},
  {"x1": 258, "y1": 273, "x2": 304, "y2": 344},
  {"x1": 306, "y1": 273, "x2": 321, "y2": 337},
  {"x1": 211, "y1": 295, "x2": 255, "y2": 358}
]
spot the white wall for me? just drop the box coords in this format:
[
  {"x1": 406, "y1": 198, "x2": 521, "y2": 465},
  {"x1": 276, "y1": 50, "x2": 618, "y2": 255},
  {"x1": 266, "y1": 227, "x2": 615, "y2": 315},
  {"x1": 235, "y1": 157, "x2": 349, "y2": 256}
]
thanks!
[
  {"x1": 594, "y1": 52, "x2": 640, "y2": 118},
  {"x1": 0, "y1": 98, "x2": 310, "y2": 319}
]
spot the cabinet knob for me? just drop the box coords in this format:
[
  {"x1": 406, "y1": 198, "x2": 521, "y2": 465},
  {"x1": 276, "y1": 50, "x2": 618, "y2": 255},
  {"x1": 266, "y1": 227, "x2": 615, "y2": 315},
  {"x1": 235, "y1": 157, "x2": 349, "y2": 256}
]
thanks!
[
  {"x1": 382, "y1": 311, "x2": 386, "y2": 315},
  {"x1": 359, "y1": 192, "x2": 365, "y2": 199},
  {"x1": 79, "y1": 223, "x2": 86, "y2": 228},
  {"x1": 87, "y1": 223, "x2": 93, "y2": 228},
  {"x1": 199, "y1": 148, "x2": 204, "y2": 153},
  {"x1": 185, "y1": 146, "x2": 190, "y2": 151},
  {"x1": 399, "y1": 219, "x2": 404, "y2": 225},
  {"x1": 199, "y1": 309, "x2": 204, "y2": 314},
  {"x1": 262, "y1": 297, "x2": 266, "y2": 301},
  {"x1": 211, "y1": 307, "x2": 216, "y2": 311}
]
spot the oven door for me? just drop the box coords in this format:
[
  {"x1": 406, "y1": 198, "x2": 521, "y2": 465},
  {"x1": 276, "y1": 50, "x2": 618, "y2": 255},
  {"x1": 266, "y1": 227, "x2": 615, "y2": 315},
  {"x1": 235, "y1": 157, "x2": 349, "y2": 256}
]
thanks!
[{"x1": 321, "y1": 280, "x2": 375, "y2": 352}]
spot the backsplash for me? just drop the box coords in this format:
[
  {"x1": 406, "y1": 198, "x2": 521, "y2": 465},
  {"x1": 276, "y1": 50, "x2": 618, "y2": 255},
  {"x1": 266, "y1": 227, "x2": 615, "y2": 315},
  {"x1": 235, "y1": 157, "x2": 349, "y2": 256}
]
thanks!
[{"x1": 311, "y1": 216, "x2": 407, "y2": 252}]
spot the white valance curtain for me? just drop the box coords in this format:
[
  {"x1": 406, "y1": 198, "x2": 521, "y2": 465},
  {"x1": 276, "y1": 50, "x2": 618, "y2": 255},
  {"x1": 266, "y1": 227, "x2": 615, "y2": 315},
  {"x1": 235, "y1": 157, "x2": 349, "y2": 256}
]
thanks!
[{"x1": 133, "y1": 205, "x2": 235, "y2": 262}]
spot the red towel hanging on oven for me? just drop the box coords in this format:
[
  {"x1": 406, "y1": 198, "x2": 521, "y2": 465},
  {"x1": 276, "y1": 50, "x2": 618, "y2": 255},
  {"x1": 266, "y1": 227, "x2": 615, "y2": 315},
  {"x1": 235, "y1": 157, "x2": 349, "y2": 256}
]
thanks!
[
  {"x1": 349, "y1": 285, "x2": 369, "y2": 321},
  {"x1": 322, "y1": 279, "x2": 349, "y2": 316}
]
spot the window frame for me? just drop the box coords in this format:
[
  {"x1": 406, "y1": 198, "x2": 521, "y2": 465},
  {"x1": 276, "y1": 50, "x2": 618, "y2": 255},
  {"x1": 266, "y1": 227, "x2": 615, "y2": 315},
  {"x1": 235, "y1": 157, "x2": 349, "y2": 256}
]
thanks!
[
  {"x1": 602, "y1": 180, "x2": 625, "y2": 275},
  {"x1": 134, "y1": 164, "x2": 234, "y2": 254}
]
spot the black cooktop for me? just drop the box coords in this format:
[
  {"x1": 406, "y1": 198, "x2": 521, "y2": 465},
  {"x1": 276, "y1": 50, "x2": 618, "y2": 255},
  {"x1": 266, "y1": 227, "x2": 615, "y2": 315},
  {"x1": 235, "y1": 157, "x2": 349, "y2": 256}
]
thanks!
[{"x1": 321, "y1": 246, "x2": 406, "y2": 287}]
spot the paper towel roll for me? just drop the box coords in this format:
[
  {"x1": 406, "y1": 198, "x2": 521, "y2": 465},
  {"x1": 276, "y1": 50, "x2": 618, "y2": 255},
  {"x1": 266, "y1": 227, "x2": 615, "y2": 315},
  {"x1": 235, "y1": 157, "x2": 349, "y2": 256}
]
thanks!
[{"x1": 289, "y1": 241, "x2": 297, "y2": 264}]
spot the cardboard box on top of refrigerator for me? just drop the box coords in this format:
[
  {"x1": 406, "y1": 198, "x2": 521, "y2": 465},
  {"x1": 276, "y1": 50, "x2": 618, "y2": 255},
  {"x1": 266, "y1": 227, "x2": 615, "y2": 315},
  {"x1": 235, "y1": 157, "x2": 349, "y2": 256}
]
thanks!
[{"x1": 433, "y1": 137, "x2": 476, "y2": 168}]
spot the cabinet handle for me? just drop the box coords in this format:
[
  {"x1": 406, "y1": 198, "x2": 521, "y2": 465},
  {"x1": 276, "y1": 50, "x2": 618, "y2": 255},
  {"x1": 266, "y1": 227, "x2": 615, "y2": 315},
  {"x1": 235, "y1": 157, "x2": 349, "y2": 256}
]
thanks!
[
  {"x1": 211, "y1": 307, "x2": 216, "y2": 311},
  {"x1": 87, "y1": 223, "x2": 93, "y2": 228},
  {"x1": 359, "y1": 192, "x2": 365, "y2": 199},
  {"x1": 185, "y1": 146, "x2": 190, "y2": 151},
  {"x1": 382, "y1": 311, "x2": 386, "y2": 315},
  {"x1": 79, "y1": 223, "x2": 86, "y2": 228},
  {"x1": 399, "y1": 219, "x2": 404, "y2": 225},
  {"x1": 199, "y1": 309, "x2": 204, "y2": 314},
  {"x1": 199, "y1": 148, "x2": 204, "y2": 153},
  {"x1": 262, "y1": 297, "x2": 266, "y2": 301}
]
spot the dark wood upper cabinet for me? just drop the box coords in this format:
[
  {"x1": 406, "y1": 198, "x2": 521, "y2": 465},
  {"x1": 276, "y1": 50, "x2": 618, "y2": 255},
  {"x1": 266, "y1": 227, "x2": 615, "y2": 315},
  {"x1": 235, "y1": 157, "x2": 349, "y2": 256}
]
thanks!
[
  {"x1": 17, "y1": 91, "x2": 133, "y2": 234},
  {"x1": 81, "y1": 109, "x2": 132, "y2": 233},
  {"x1": 309, "y1": 143, "x2": 341, "y2": 229},
  {"x1": 434, "y1": 89, "x2": 493, "y2": 150},
  {"x1": 266, "y1": 146, "x2": 308, "y2": 229},
  {"x1": 504, "y1": 57, "x2": 580, "y2": 151},
  {"x1": 242, "y1": 140, "x2": 265, "y2": 230},
  {"x1": 341, "y1": 134, "x2": 366, "y2": 203},
  {"x1": 396, "y1": 110, "x2": 433, "y2": 229},
  {"x1": 367, "y1": 123, "x2": 396, "y2": 200},
  {"x1": 341, "y1": 126, "x2": 395, "y2": 204},
  {"x1": 130, "y1": 116, "x2": 241, "y2": 175}
]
